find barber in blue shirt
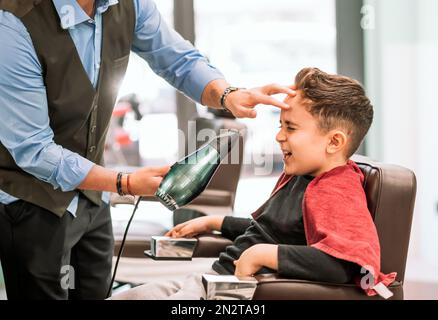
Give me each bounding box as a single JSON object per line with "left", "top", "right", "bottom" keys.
{"left": 0, "top": 0, "right": 295, "bottom": 299}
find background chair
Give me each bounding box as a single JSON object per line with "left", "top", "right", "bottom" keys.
{"left": 112, "top": 109, "right": 247, "bottom": 258}
{"left": 192, "top": 155, "right": 417, "bottom": 300}
{"left": 184, "top": 109, "right": 247, "bottom": 211}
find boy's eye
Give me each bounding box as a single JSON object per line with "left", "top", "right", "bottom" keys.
{"left": 278, "top": 125, "right": 296, "bottom": 131}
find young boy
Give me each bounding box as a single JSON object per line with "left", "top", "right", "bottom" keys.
{"left": 110, "top": 68, "right": 396, "bottom": 300}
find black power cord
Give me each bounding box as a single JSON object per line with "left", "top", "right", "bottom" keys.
{"left": 106, "top": 196, "right": 143, "bottom": 299}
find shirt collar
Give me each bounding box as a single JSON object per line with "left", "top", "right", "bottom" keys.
{"left": 53, "top": 0, "right": 119, "bottom": 29}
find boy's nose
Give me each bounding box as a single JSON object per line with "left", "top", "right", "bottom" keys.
{"left": 276, "top": 129, "right": 286, "bottom": 143}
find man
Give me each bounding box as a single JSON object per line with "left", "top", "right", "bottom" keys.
{"left": 0, "top": 0, "right": 295, "bottom": 299}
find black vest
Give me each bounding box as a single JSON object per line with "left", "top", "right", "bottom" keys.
{"left": 0, "top": 0, "right": 135, "bottom": 216}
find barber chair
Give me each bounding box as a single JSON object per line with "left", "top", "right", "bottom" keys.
{"left": 192, "top": 155, "right": 417, "bottom": 300}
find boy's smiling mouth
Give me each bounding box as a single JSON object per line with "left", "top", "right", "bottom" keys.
{"left": 282, "top": 149, "right": 293, "bottom": 161}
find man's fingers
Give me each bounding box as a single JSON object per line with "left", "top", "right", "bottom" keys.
{"left": 149, "top": 177, "right": 163, "bottom": 190}
{"left": 254, "top": 94, "right": 290, "bottom": 110}
{"left": 242, "top": 109, "right": 257, "bottom": 119}
{"left": 155, "top": 166, "right": 171, "bottom": 176}
{"left": 147, "top": 166, "right": 171, "bottom": 176}
{"left": 233, "top": 106, "right": 257, "bottom": 119}
{"left": 262, "top": 84, "right": 296, "bottom": 96}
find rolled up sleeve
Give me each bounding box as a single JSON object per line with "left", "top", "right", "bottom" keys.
{"left": 0, "top": 14, "right": 94, "bottom": 192}
{"left": 131, "top": 0, "right": 224, "bottom": 104}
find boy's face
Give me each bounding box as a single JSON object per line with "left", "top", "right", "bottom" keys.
{"left": 276, "top": 93, "right": 331, "bottom": 177}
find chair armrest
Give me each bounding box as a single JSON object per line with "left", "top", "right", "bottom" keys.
{"left": 189, "top": 189, "right": 233, "bottom": 207}
{"left": 192, "top": 235, "right": 405, "bottom": 300}
{"left": 193, "top": 234, "right": 233, "bottom": 258}
{"left": 113, "top": 220, "right": 168, "bottom": 258}
{"left": 253, "top": 274, "right": 404, "bottom": 300}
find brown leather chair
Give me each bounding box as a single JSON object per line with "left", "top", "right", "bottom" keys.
{"left": 192, "top": 155, "right": 417, "bottom": 300}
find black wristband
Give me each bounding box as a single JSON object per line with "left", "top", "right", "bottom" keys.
{"left": 116, "top": 172, "right": 125, "bottom": 196}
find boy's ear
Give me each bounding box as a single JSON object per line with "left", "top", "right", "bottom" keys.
{"left": 326, "top": 130, "right": 348, "bottom": 154}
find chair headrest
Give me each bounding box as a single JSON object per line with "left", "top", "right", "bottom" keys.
{"left": 352, "top": 155, "right": 416, "bottom": 282}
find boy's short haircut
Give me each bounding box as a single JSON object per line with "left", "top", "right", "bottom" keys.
{"left": 295, "top": 68, "right": 374, "bottom": 157}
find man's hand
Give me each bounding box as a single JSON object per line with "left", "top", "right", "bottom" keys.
{"left": 78, "top": 165, "right": 169, "bottom": 196}
{"left": 201, "top": 79, "right": 296, "bottom": 119}
{"left": 129, "top": 166, "right": 170, "bottom": 196}
{"left": 225, "top": 84, "right": 296, "bottom": 119}
{"left": 165, "top": 216, "right": 225, "bottom": 238}
{"left": 234, "top": 244, "right": 278, "bottom": 277}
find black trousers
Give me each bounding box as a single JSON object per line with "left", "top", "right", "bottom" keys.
{"left": 0, "top": 195, "right": 114, "bottom": 300}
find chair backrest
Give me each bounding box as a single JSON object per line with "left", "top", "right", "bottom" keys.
{"left": 190, "top": 114, "right": 247, "bottom": 209}
{"left": 352, "top": 155, "right": 417, "bottom": 283}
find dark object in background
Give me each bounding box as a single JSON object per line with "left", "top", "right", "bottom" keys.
{"left": 106, "top": 94, "right": 143, "bottom": 167}
{"left": 116, "top": 93, "right": 143, "bottom": 127}
{"left": 208, "top": 108, "right": 236, "bottom": 119}
{"left": 173, "top": 208, "right": 207, "bottom": 226}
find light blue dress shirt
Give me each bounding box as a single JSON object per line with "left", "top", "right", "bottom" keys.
{"left": 0, "top": 0, "right": 224, "bottom": 216}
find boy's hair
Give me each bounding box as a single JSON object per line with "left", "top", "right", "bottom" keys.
{"left": 295, "top": 68, "right": 374, "bottom": 157}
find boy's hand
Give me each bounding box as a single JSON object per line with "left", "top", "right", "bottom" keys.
{"left": 234, "top": 244, "right": 278, "bottom": 277}
{"left": 165, "top": 216, "right": 225, "bottom": 238}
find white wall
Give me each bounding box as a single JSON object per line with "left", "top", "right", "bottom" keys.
{"left": 364, "top": 0, "right": 438, "bottom": 282}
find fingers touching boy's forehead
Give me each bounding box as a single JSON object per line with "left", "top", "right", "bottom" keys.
{"left": 283, "top": 90, "right": 304, "bottom": 104}
{"left": 282, "top": 94, "right": 299, "bottom": 113}
{"left": 280, "top": 107, "right": 294, "bottom": 121}
{"left": 283, "top": 93, "right": 294, "bottom": 104}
